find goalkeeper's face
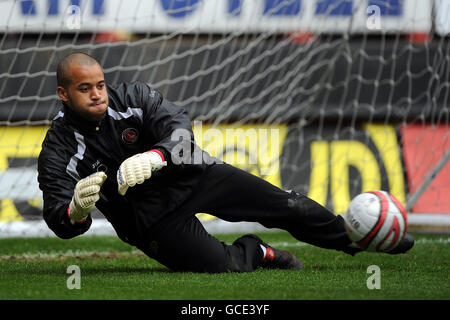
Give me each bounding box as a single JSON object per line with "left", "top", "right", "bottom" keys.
{"left": 57, "top": 63, "right": 109, "bottom": 121}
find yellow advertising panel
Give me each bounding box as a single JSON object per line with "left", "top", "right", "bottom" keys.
{"left": 0, "top": 126, "right": 49, "bottom": 221}
{"left": 306, "top": 124, "right": 406, "bottom": 214}
{"left": 193, "top": 122, "right": 288, "bottom": 187}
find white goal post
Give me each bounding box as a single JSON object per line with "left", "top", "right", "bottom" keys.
{"left": 0, "top": 0, "right": 449, "bottom": 237}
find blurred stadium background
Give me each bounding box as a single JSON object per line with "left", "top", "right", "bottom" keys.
{"left": 0, "top": 0, "right": 449, "bottom": 237}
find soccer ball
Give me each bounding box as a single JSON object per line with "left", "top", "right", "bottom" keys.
{"left": 343, "top": 191, "right": 408, "bottom": 252}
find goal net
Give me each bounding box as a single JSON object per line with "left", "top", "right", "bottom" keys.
{"left": 0, "top": 0, "right": 449, "bottom": 237}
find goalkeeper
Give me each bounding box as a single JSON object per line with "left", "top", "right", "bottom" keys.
{"left": 37, "top": 53, "right": 414, "bottom": 273}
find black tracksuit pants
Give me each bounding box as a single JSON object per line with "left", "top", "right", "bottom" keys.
{"left": 140, "top": 163, "right": 353, "bottom": 273}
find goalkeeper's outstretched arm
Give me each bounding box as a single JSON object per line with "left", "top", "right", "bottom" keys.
{"left": 37, "top": 150, "right": 105, "bottom": 239}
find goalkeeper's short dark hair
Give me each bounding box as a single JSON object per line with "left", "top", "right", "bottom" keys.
{"left": 57, "top": 52, "right": 100, "bottom": 88}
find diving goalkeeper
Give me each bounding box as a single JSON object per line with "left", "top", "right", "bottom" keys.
{"left": 37, "top": 53, "right": 414, "bottom": 273}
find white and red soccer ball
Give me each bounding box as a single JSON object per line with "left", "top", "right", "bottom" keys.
{"left": 343, "top": 191, "right": 408, "bottom": 252}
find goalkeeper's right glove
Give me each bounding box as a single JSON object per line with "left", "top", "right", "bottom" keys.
{"left": 68, "top": 171, "right": 107, "bottom": 224}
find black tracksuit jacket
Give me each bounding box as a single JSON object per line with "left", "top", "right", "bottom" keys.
{"left": 37, "top": 82, "right": 210, "bottom": 247}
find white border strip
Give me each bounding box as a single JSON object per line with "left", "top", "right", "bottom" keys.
{"left": 407, "top": 213, "right": 450, "bottom": 226}
{"left": 0, "top": 214, "right": 449, "bottom": 238}
{"left": 0, "top": 219, "right": 117, "bottom": 238}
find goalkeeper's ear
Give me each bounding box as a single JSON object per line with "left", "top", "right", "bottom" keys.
{"left": 57, "top": 86, "right": 69, "bottom": 103}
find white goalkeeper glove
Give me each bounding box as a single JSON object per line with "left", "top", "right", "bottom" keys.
{"left": 117, "top": 151, "right": 167, "bottom": 196}
{"left": 68, "top": 171, "right": 107, "bottom": 224}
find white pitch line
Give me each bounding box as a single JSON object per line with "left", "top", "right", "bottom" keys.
{"left": 0, "top": 249, "right": 143, "bottom": 261}
{"left": 413, "top": 237, "right": 450, "bottom": 244}
{"left": 267, "top": 241, "right": 308, "bottom": 248}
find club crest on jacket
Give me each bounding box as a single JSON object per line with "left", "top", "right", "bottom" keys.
{"left": 121, "top": 128, "right": 139, "bottom": 144}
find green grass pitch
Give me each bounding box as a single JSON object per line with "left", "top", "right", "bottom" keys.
{"left": 0, "top": 231, "right": 448, "bottom": 300}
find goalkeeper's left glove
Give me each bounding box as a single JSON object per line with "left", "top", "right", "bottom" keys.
{"left": 117, "top": 150, "right": 167, "bottom": 196}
